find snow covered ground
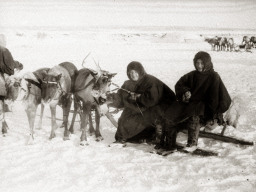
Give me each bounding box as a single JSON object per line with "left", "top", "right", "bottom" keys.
{"left": 0, "top": 0, "right": 256, "bottom": 191}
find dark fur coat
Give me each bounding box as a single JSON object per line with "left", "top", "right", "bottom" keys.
{"left": 112, "top": 61, "right": 176, "bottom": 141}
{"left": 164, "top": 51, "right": 231, "bottom": 125}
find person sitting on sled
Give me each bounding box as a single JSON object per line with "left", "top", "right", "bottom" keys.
{"left": 162, "top": 51, "right": 231, "bottom": 152}
{"left": 109, "top": 61, "right": 176, "bottom": 144}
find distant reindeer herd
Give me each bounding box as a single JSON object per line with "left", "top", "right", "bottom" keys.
{"left": 205, "top": 35, "right": 256, "bottom": 52}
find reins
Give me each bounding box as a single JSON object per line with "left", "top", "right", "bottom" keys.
{"left": 111, "top": 83, "right": 145, "bottom": 118}
{"left": 25, "top": 78, "right": 41, "bottom": 89}
{"left": 111, "top": 82, "right": 162, "bottom": 129}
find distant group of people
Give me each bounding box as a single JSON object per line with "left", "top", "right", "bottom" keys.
{"left": 0, "top": 43, "right": 231, "bottom": 153}
{"left": 240, "top": 36, "right": 256, "bottom": 50}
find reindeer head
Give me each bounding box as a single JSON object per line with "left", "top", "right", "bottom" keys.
{"left": 89, "top": 69, "right": 117, "bottom": 104}
{"left": 15, "top": 77, "right": 29, "bottom": 101}
{"left": 80, "top": 53, "right": 117, "bottom": 104}
{"left": 5, "top": 76, "right": 22, "bottom": 101}
{"left": 41, "top": 72, "right": 62, "bottom": 104}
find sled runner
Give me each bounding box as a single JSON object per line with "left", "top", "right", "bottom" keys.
{"left": 108, "top": 143, "right": 127, "bottom": 148}
{"left": 153, "top": 144, "right": 219, "bottom": 157}
{"left": 108, "top": 141, "right": 219, "bottom": 157}
{"left": 199, "top": 130, "right": 254, "bottom": 146}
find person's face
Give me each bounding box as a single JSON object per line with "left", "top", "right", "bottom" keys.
{"left": 196, "top": 59, "right": 204, "bottom": 72}
{"left": 129, "top": 70, "right": 139, "bottom": 81}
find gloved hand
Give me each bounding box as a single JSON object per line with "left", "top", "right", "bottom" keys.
{"left": 129, "top": 92, "right": 141, "bottom": 101}
{"left": 182, "top": 91, "right": 191, "bottom": 103}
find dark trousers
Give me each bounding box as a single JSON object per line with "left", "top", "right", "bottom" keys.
{"left": 164, "top": 115, "right": 201, "bottom": 149}
{"left": 187, "top": 116, "right": 201, "bottom": 146}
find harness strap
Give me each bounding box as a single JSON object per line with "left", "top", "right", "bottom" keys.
{"left": 57, "top": 82, "right": 72, "bottom": 97}
{"left": 33, "top": 72, "right": 43, "bottom": 85}
{"left": 25, "top": 78, "right": 41, "bottom": 89}
{"left": 93, "top": 97, "right": 100, "bottom": 105}
{"left": 74, "top": 78, "right": 95, "bottom": 93}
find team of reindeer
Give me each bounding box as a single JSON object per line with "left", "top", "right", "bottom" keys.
{"left": 1, "top": 54, "right": 117, "bottom": 146}
{"left": 205, "top": 35, "right": 256, "bottom": 52}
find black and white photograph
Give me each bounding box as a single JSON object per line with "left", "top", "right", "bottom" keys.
{"left": 0, "top": 0, "right": 256, "bottom": 191}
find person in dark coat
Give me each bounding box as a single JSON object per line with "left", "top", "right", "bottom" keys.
{"left": 110, "top": 61, "right": 176, "bottom": 144}
{"left": 0, "top": 45, "right": 23, "bottom": 98}
{"left": 0, "top": 45, "right": 23, "bottom": 133}
{"left": 163, "top": 51, "right": 231, "bottom": 152}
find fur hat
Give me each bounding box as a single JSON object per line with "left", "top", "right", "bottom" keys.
{"left": 127, "top": 61, "right": 146, "bottom": 80}
{"left": 193, "top": 51, "right": 213, "bottom": 72}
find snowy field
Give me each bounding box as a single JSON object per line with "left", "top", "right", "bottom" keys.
{"left": 1, "top": 0, "right": 256, "bottom": 191}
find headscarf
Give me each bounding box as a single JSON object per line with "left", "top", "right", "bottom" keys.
{"left": 193, "top": 51, "right": 213, "bottom": 73}
{"left": 126, "top": 61, "right": 146, "bottom": 81}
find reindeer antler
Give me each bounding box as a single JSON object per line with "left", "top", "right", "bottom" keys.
{"left": 81, "top": 52, "right": 91, "bottom": 68}
{"left": 92, "top": 56, "right": 102, "bottom": 71}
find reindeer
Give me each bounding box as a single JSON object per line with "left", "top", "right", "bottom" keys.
{"left": 219, "top": 37, "right": 228, "bottom": 51}
{"left": 69, "top": 57, "right": 116, "bottom": 146}
{"left": 41, "top": 62, "right": 77, "bottom": 140}
{"left": 227, "top": 38, "right": 235, "bottom": 52}
{"left": 14, "top": 68, "right": 50, "bottom": 143}
{"left": 0, "top": 75, "right": 21, "bottom": 135}
{"left": 205, "top": 36, "right": 220, "bottom": 51}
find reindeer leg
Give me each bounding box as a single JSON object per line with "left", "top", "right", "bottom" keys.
{"left": 63, "top": 97, "right": 72, "bottom": 140}
{"left": 49, "top": 104, "right": 58, "bottom": 139}
{"left": 37, "top": 103, "right": 44, "bottom": 130}
{"left": 80, "top": 105, "right": 90, "bottom": 146}
{"left": 25, "top": 102, "right": 38, "bottom": 144}
{"left": 95, "top": 106, "right": 103, "bottom": 141}
{"left": 89, "top": 110, "right": 95, "bottom": 136}
{"left": 69, "top": 111, "right": 77, "bottom": 135}
{"left": 0, "top": 100, "right": 5, "bottom": 135}
{"left": 69, "top": 97, "right": 79, "bottom": 134}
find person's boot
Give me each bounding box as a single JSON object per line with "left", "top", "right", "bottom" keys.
{"left": 4, "top": 103, "right": 11, "bottom": 112}
{"left": 184, "top": 116, "right": 200, "bottom": 152}
{"left": 154, "top": 124, "right": 164, "bottom": 149}
{"left": 2, "top": 121, "right": 8, "bottom": 134}
{"left": 166, "top": 127, "right": 177, "bottom": 151}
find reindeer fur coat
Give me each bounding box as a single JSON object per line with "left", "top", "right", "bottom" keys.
{"left": 112, "top": 61, "right": 176, "bottom": 141}
{"left": 164, "top": 51, "right": 231, "bottom": 125}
